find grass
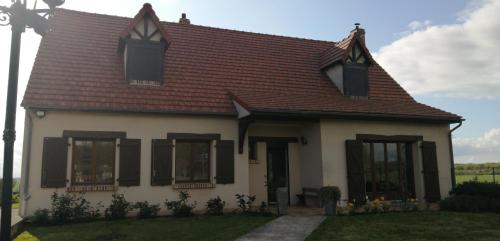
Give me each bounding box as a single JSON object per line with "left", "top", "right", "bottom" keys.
{"left": 15, "top": 215, "right": 273, "bottom": 241}
{"left": 456, "top": 174, "right": 498, "bottom": 184}
{"left": 306, "top": 212, "right": 500, "bottom": 241}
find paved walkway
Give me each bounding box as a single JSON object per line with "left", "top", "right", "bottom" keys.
{"left": 236, "top": 215, "right": 326, "bottom": 241}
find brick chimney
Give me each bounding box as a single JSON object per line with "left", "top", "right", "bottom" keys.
{"left": 352, "top": 23, "right": 366, "bottom": 44}
{"left": 179, "top": 13, "right": 191, "bottom": 24}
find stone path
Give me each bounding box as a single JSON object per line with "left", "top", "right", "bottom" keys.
{"left": 236, "top": 215, "right": 325, "bottom": 241}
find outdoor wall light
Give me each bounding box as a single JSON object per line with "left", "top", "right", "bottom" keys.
{"left": 35, "top": 110, "right": 46, "bottom": 118}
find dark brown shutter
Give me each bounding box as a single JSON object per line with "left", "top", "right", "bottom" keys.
{"left": 119, "top": 139, "right": 141, "bottom": 186}
{"left": 151, "top": 139, "right": 173, "bottom": 186}
{"left": 216, "top": 140, "right": 235, "bottom": 184}
{"left": 422, "top": 141, "right": 441, "bottom": 202}
{"left": 346, "top": 140, "right": 366, "bottom": 204}
{"left": 41, "top": 137, "right": 68, "bottom": 188}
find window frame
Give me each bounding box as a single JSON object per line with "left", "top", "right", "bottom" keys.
{"left": 362, "top": 141, "right": 415, "bottom": 200}
{"left": 71, "top": 138, "right": 116, "bottom": 186}
{"left": 174, "top": 139, "right": 212, "bottom": 184}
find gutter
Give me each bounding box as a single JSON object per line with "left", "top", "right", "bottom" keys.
{"left": 20, "top": 109, "right": 33, "bottom": 217}
{"left": 448, "top": 120, "right": 464, "bottom": 189}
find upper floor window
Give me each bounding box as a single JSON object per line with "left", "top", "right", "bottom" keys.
{"left": 125, "top": 39, "right": 165, "bottom": 84}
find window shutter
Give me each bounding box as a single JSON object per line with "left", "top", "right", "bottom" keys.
{"left": 119, "top": 139, "right": 141, "bottom": 186}
{"left": 345, "top": 140, "right": 366, "bottom": 204}
{"left": 216, "top": 140, "right": 235, "bottom": 184}
{"left": 343, "top": 64, "right": 369, "bottom": 96}
{"left": 126, "top": 40, "right": 165, "bottom": 81}
{"left": 41, "top": 137, "right": 68, "bottom": 188}
{"left": 422, "top": 141, "right": 441, "bottom": 202}
{"left": 151, "top": 139, "right": 173, "bottom": 186}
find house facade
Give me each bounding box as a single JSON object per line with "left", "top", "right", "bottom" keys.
{"left": 19, "top": 4, "right": 462, "bottom": 217}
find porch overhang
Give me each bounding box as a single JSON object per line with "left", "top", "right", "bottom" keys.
{"left": 234, "top": 106, "right": 463, "bottom": 155}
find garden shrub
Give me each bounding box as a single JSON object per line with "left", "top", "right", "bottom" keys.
{"left": 450, "top": 181, "right": 500, "bottom": 200}
{"left": 440, "top": 195, "right": 500, "bottom": 213}
{"left": 105, "top": 193, "right": 132, "bottom": 220}
{"left": 206, "top": 196, "right": 225, "bottom": 215}
{"left": 31, "top": 209, "right": 50, "bottom": 225}
{"left": 235, "top": 194, "right": 256, "bottom": 213}
{"left": 50, "top": 192, "right": 99, "bottom": 223}
{"left": 134, "top": 201, "right": 160, "bottom": 219}
{"left": 165, "top": 191, "right": 196, "bottom": 217}
{"left": 440, "top": 181, "right": 500, "bottom": 213}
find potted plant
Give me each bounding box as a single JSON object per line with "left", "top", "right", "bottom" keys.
{"left": 321, "top": 186, "right": 341, "bottom": 216}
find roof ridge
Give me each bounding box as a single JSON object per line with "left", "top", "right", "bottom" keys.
{"left": 56, "top": 8, "right": 337, "bottom": 45}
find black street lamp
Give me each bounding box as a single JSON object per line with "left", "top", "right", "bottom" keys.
{"left": 0, "top": 0, "right": 64, "bottom": 240}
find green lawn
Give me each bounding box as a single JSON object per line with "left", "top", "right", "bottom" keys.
{"left": 306, "top": 212, "right": 500, "bottom": 241}
{"left": 456, "top": 174, "right": 498, "bottom": 184}
{"left": 15, "top": 215, "right": 273, "bottom": 241}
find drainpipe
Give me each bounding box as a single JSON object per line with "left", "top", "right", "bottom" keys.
{"left": 20, "top": 109, "right": 34, "bottom": 217}
{"left": 448, "top": 120, "right": 463, "bottom": 189}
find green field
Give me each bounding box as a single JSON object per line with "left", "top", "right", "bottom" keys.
{"left": 455, "top": 162, "right": 499, "bottom": 184}
{"left": 456, "top": 174, "right": 498, "bottom": 184}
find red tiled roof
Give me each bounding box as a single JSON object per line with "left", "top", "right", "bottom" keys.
{"left": 22, "top": 7, "right": 462, "bottom": 122}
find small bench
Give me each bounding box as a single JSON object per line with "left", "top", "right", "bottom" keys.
{"left": 296, "top": 188, "right": 322, "bottom": 207}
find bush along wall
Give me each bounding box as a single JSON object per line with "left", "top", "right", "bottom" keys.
{"left": 440, "top": 181, "right": 500, "bottom": 213}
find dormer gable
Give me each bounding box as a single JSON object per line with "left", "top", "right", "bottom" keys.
{"left": 322, "top": 24, "right": 374, "bottom": 97}
{"left": 119, "top": 3, "right": 171, "bottom": 86}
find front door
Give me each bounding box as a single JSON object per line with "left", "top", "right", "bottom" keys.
{"left": 267, "top": 142, "right": 289, "bottom": 204}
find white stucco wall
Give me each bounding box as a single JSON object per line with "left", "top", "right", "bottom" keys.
{"left": 319, "top": 119, "right": 452, "bottom": 202}
{"left": 21, "top": 110, "right": 248, "bottom": 216}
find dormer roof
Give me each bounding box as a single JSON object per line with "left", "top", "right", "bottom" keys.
{"left": 119, "top": 3, "right": 171, "bottom": 49}
{"left": 320, "top": 27, "right": 375, "bottom": 69}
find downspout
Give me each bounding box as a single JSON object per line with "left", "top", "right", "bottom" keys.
{"left": 448, "top": 120, "right": 463, "bottom": 189}
{"left": 20, "top": 109, "right": 34, "bottom": 217}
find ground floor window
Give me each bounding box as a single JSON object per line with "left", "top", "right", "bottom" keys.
{"left": 175, "top": 140, "right": 211, "bottom": 183}
{"left": 72, "top": 139, "right": 115, "bottom": 185}
{"left": 363, "top": 142, "right": 415, "bottom": 200}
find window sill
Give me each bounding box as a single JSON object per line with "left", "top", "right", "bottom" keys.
{"left": 173, "top": 183, "right": 215, "bottom": 189}
{"left": 67, "top": 185, "right": 116, "bottom": 193}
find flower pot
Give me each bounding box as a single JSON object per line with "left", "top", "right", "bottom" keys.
{"left": 324, "top": 200, "right": 337, "bottom": 216}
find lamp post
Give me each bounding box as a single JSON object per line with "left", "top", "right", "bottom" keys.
{"left": 0, "top": 0, "right": 64, "bottom": 240}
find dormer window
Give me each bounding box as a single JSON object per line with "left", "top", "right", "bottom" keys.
{"left": 119, "top": 4, "right": 170, "bottom": 86}
{"left": 125, "top": 39, "right": 165, "bottom": 85}
{"left": 325, "top": 40, "right": 370, "bottom": 97}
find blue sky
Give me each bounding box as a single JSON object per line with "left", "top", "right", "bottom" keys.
{"left": 0, "top": 0, "right": 498, "bottom": 176}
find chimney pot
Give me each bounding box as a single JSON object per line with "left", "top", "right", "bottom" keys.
{"left": 179, "top": 13, "right": 191, "bottom": 24}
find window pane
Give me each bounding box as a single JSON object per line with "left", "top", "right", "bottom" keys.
{"left": 95, "top": 141, "right": 115, "bottom": 184}
{"left": 386, "top": 143, "right": 400, "bottom": 194}
{"left": 175, "top": 141, "right": 210, "bottom": 182}
{"left": 363, "top": 143, "right": 372, "bottom": 193}
{"left": 175, "top": 142, "right": 192, "bottom": 182}
{"left": 373, "top": 143, "right": 385, "bottom": 193}
{"left": 73, "top": 140, "right": 93, "bottom": 184}
{"left": 191, "top": 142, "right": 210, "bottom": 181}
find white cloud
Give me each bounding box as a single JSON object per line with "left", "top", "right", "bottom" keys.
{"left": 454, "top": 128, "right": 500, "bottom": 163}
{"left": 373, "top": 0, "right": 500, "bottom": 99}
